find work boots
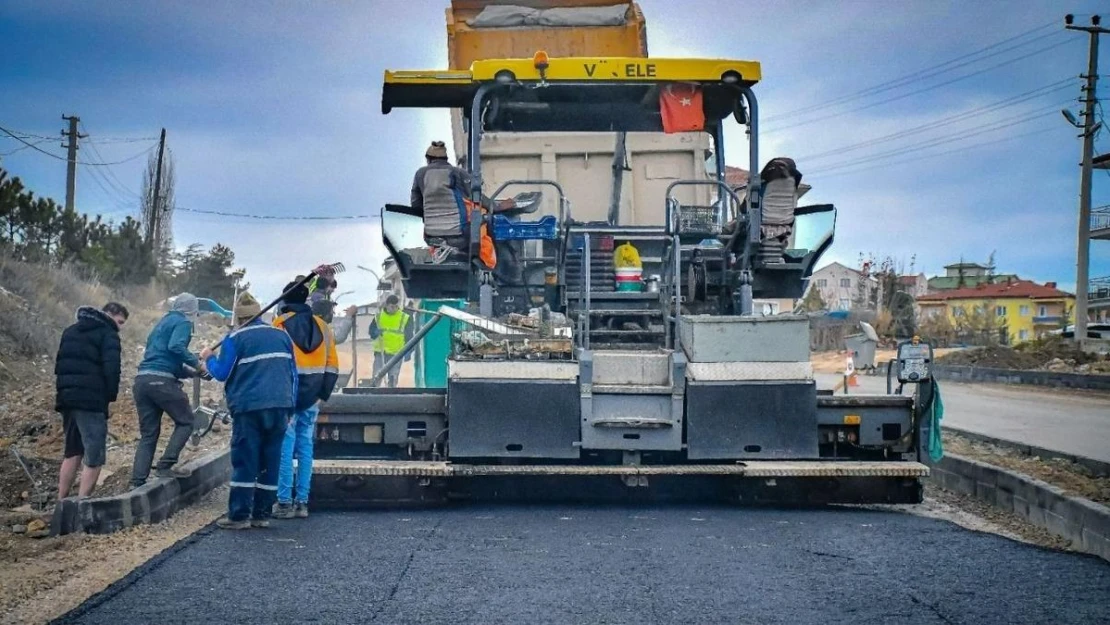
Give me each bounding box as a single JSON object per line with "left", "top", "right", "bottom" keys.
{"left": 273, "top": 503, "right": 296, "bottom": 519}
{"left": 216, "top": 517, "right": 250, "bottom": 530}
{"left": 295, "top": 502, "right": 309, "bottom": 519}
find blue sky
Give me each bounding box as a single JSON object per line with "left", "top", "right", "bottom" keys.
{"left": 1, "top": 0, "right": 1108, "bottom": 303}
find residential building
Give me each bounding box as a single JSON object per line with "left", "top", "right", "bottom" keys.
{"left": 807, "top": 262, "right": 879, "bottom": 311}
{"left": 898, "top": 273, "right": 929, "bottom": 298}
{"left": 1089, "top": 276, "right": 1110, "bottom": 323}
{"left": 916, "top": 279, "right": 1074, "bottom": 343}
{"left": 927, "top": 262, "right": 1017, "bottom": 293}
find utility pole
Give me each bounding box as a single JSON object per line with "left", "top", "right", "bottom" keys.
{"left": 149, "top": 128, "right": 167, "bottom": 259}
{"left": 60, "top": 115, "right": 86, "bottom": 212}
{"left": 1064, "top": 14, "right": 1108, "bottom": 345}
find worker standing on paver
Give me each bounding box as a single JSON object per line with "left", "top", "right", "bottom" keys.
{"left": 54, "top": 302, "right": 129, "bottom": 500}
{"left": 272, "top": 281, "right": 339, "bottom": 518}
{"left": 130, "top": 293, "right": 202, "bottom": 488}
{"left": 369, "top": 294, "right": 414, "bottom": 388}
{"left": 201, "top": 293, "right": 297, "bottom": 530}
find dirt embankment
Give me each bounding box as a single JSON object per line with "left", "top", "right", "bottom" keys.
{"left": 0, "top": 258, "right": 229, "bottom": 530}
{"left": 943, "top": 432, "right": 1110, "bottom": 506}
{"left": 936, "top": 336, "right": 1110, "bottom": 375}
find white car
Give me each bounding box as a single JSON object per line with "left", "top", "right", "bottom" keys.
{"left": 1049, "top": 323, "right": 1110, "bottom": 340}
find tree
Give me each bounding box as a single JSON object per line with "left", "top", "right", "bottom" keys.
{"left": 800, "top": 285, "right": 828, "bottom": 312}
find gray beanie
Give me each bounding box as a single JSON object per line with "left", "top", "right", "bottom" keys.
{"left": 171, "top": 292, "right": 199, "bottom": 315}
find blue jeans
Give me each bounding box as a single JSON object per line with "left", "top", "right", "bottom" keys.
{"left": 228, "top": 409, "right": 289, "bottom": 522}
{"left": 277, "top": 404, "right": 319, "bottom": 504}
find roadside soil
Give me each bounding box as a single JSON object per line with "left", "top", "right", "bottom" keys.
{"left": 0, "top": 487, "right": 227, "bottom": 625}
{"left": 936, "top": 336, "right": 1110, "bottom": 374}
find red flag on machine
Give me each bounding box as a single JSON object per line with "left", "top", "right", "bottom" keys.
{"left": 659, "top": 83, "right": 705, "bottom": 134}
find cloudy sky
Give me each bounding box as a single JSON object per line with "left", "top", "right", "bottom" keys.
{"left": 1, "top": 0, "right": 1108, "bottom": 303}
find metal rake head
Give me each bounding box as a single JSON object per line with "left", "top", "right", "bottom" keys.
{"left": 313, "top": 262, "right": 346, "bottom": 277}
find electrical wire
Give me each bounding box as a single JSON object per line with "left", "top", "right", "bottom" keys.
{"left": 805, "top": 124, "right": 1059, "bottom": 181}
{"left": 796, "top": 79, "right": 1073, "bottom": 162}
{"left": 0, "top": 123, "right": 157, "bottom": 166}
{"left": 79, "top": 123, "right": 144, "bottom": 199}
{"left": 175, "top": 206, "right": 377, "bottom": 220}
{"left": 801, "top": 99, "right": 1072, "bottom": 173}
{"left": 763, "top": 38, "right": 1076, "bottom": 135}
{"left": 0, "top": 137, "right": 52, "bottom": 157}
{"left": 763, "top": 21, "right": 1062, "bottom": 123}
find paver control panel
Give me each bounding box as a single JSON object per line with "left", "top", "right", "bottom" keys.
{"left": 896, "top": 340, "right": 933, "bottom": 383}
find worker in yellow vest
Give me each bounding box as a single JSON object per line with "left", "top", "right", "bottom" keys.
{"left": 369, "top": 295, "right": 413, "bottom": 388}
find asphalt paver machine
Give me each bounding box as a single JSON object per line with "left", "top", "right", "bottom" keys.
{"left": 311, "top": 54, "right": 934, "bottom": 506}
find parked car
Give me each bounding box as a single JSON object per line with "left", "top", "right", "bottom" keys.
{"left": 1048, "top": 323, "right": 1110, "bottom": 340}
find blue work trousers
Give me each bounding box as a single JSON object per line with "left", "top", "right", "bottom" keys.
{"left": 278, "top": 404, "right": 319, "bottom": 505}
{"left": 228, "top": 408, "right": 290, "bottom": 522}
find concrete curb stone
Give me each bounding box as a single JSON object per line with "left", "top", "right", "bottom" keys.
{"left": 933, "top": 364, "right": 1110, "bottom": 392}
{"left": 927, "top": 452, "right": 1110, "bottom": 562}
{"left": 50, "top": 448, "right": 229, "bottom": 536}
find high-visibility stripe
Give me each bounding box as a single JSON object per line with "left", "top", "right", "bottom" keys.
{"left": 297, "top": 366, "right": 330, "bottom": 375}
{"left": 231, "top": 481, "right": 279, "bottom": 491}
{"left": 239, "top": 352, "right": 293, "bottom": 365}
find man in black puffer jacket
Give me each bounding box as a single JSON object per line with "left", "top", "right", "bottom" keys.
{"left": 55, "top": 302, "right": 129, "bottom": 500}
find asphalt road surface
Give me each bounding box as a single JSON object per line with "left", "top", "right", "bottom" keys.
{"left": 57, "top": 505, "right": 1110, "bottom": 625}
{"left": 816, "top": 374, "right": 1110, "bottom": 463}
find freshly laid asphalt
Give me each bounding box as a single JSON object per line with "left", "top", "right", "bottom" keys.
{"left": 57, "top": 505, "right": 1110, "bottom": 625}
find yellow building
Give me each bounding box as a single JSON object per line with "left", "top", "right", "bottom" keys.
{"left": 916, "top": 279, "right": 1074, "bottom": 344}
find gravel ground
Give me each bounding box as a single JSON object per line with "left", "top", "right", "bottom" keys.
{"left": 0, "top": 487, "right": 226, "bottom": 625}
{"left": 44, "top": 496, "right": 1110, "bottom": 625}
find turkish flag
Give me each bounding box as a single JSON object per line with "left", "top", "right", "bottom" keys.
{"left": 659, "top": 83, "right": 705, "bottom": 134}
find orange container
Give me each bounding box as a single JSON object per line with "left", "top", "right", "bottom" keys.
{"left": 447, "top": 0, "right": 648, "bottom": 71}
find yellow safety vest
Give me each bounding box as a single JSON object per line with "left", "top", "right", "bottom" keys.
{"left": 374, "top": 310, "right": 410, "bottom": 355}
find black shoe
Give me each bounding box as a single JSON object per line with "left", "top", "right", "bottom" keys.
{"left": 156, "top": 466, "right": 191, "bottom": 479}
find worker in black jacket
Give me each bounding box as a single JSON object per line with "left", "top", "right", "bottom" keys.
{"left": 55, "top": 303, "right": 129, "bottom": 500}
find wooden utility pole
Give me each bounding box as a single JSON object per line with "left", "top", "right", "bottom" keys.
{"left": 149, "top": 128, "right": 167, "bottom": 257}
{"left": 60, "top": 115, "right": 86, "bottom": 212}
{"left": 1065, "top": 14, "right": 1108, "bottom": 345}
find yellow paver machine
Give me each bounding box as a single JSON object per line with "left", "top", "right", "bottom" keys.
{"left": 311, "top": 54, "right": 936, "bottom": 506}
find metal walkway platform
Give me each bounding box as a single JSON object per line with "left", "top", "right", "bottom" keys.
{"left": 313, "top": 459, "right": 929, "bottom": 478}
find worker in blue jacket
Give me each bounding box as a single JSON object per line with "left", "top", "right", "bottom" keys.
{"left": 201, "top": 293, "right": 298, "bottom": 530}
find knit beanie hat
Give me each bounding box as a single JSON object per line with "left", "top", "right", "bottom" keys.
{"left": 235, "top": 292, "right": 262, "bottom": 322}
{"left": 425, "top": 140, "right": 448, "bottom": 159}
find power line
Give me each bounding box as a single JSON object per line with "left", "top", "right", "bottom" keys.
{"left": 764, "top": 38, "right": 1076, "bottom": 134}
{"left": 808, "top": 107, "right": 1056, "bottom": 176}
{"left": 80, "top": 122, "right": 143, "bottom": 199}
{"left": 808, "top": 108, "right": 1060, "bottom": 174}
{"left": 0, "top": 123, "right": 156, "bottom": 165}
{"left": 806, "top": 105, "right": 1064, "bottom": 175}
{"left": 796, "top": 79, "right": 1073, "bottom": 162}
{"left": 0, "top": 137, "right": 51, "bottom": 157}
{"left": 85, "top": 135, "right": 160, "bottom": 144}
{"left": 764, "top": 21, "right": 1062, "bottom": 123}
{"left": 805, "top": 125, "right": 1059, "bottom": 181}
{"left": 176, "top": 206, "right": 376, "bottom": 220}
